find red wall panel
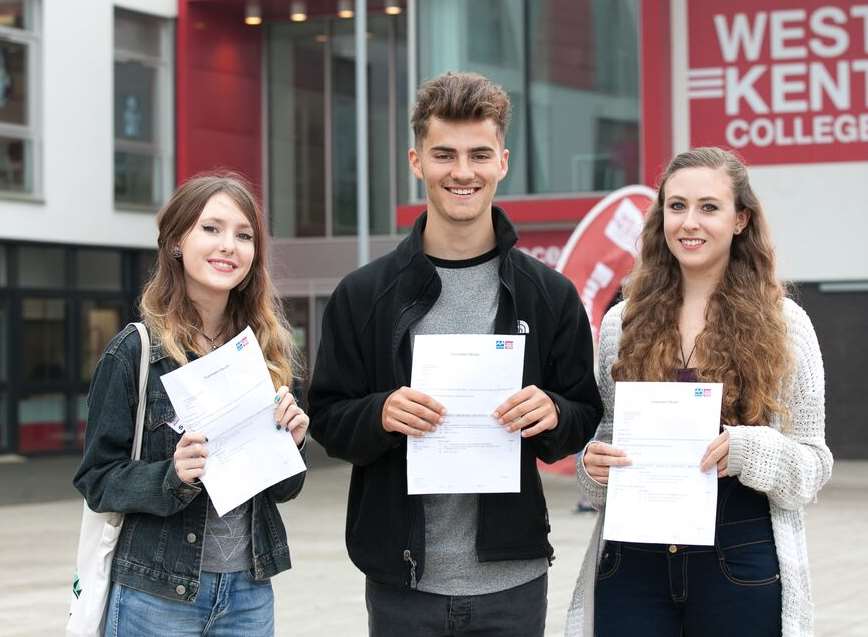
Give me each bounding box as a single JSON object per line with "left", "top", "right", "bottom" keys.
{"left": 177, "top": 1, "right": 263, "bottom": 191}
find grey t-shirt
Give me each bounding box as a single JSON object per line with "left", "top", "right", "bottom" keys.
{"left": 200, "top": 498, "right": 253, "bottom": 573}
{"left": 410, "top": 249, "right": 547, "bottom": 595}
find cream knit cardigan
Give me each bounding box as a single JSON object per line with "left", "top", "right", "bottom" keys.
{"left": 564, "top": 298, "right": 833, "bottom": 637}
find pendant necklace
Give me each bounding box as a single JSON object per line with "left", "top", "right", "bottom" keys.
{"left": 192, "top": 324, "right": 224, "bottom": 351}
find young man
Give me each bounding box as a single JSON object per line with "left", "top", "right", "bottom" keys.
{"left": 309, "top": 72, "right": 603, "bottom": 637}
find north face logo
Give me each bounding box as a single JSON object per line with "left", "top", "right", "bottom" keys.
{"left": 517, "top": 320, "right": 530, "bottom": 334}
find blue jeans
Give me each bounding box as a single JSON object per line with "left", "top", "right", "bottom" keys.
{"left": 104, "top": 570, "right": 274, "bottom": 637}
{"left": 365, "top": 574, "right": 547, "bottom": 636}
{"left": 595, "top": 478, "right": 782, "bottom": 636}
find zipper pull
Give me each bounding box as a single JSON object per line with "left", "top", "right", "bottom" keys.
{"left": 403, "top": 549, "right": 417, "bottom": 589}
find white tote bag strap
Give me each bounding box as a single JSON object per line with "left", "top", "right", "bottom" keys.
{"left": 131, "top": 322, "right": 150, "bottom": 461}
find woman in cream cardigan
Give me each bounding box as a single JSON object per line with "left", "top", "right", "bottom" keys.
{"left": 565, "top": 147, "right": 832, "bottom": 637}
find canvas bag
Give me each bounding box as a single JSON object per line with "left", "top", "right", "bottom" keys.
{"left": 66, "top": 322, "right": 150, "bottom": 637}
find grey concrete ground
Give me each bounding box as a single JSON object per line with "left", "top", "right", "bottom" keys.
{"left": 0, "top": 453, "right": 865, "bottom": 636}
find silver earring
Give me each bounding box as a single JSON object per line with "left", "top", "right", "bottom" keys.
{"left": 171, "top": 246, "right": 182, "bottom": 259}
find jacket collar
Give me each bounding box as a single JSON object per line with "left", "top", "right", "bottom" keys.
{"left": 395, "top": 205, "right": 518, "bottom": 270}
{"left": 149, "top": 339, "right": 169, "bottom": 364}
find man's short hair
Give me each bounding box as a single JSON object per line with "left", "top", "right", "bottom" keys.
{"left": 411, "top": 72, "right": 511, "bottom": 145}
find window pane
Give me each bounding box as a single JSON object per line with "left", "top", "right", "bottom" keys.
{"left": 0, "top": 1, "right": 28, "bottom": 30}
{"left": 331, "top": 16, "right": 405, "bottom": 236}
{"left": 115, "top": 61, "right": 155, "bottom": 143}
{"left": 0, "top": 393, "right": 7, "bottom": 451}
{"left": 81, "top": 301, "right": 123, "bottom": 382}
{"left": 418, "top": 0, "right": 527, "bottom": 195}
{"left": 417, "top": 0, "right": 640, "bottom": 196}
{"left": 0, "top": 38, "right": 28, "bottom": 125}
{"left": 268, "top": 22, "right": 327, "bottom": 238}
{"left": 76, "top": 393, "right": 87, "bottom": 450}
{"left": 22, "top": 298, "right": 66, "bottom": 383}
{"left": 76, "top": 250, "right": 122, "bottom": 291}
{"left": 115, "top": 151, "right": 158, "bottom": 206}
{"left": 0, "top": 303, "right": 6, "bottom": 382}
{"left": 282, "top": 297, "right": 309, "bottom": 362}
{"left": 528, "top": 0, "right": 640, "bottom": 192}
{"left": 0, "top": 136, "right": 30, "bottom": 193}
{"left": 18, "top": 246, "right": 65, "bottom": 288}
{"left": 115, "top": 9, "right": 162, "bottom": 58}
{"left": 314, "top": 295, "right": 328, "bottom": 349}
{"left": 133, "top": 250, "right": 156, "bottom": 292}
{"left": 18, "top": 393, "right": 66, "bottom": 453}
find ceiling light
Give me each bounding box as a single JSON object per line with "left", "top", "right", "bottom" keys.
{"left": 337, "top": 0, "right": 353, "bottom": 19}
{"left": 244, "top": 1, "right": 262, "bottom": 25}
{"left": 384, "top": 0, "right": 402, "bottom": 15}
{"left": 290, "top": 1, "right": 307, "bottom": 22}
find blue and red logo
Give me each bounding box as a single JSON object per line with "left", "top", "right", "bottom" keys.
{"left": 495, "top": 340, "right": 514, "bottom": 350}
{"left": 694, "top": 387, "right": 712, "bottom": 398}
{"left": 236, "top": 336, "right": 249, "bottom": 351}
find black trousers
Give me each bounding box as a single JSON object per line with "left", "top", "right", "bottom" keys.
{"left": 365, "top": 574, "right": 547, "bottom": 637}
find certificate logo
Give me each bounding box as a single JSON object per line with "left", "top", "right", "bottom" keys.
{"left": 694, "top": 387, "right": 712, "bottom": 398}
{"left": 495, "top": 340, "right": 514, "bottom": 350}
{"left": 236, "top": 336, "right": 249, "bottom": 351}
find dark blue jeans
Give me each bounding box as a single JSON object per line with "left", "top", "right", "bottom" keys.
{"left": 595, "top": 478, "right": 782, "bottom": 637}
{"left": 365, "top": 574, "right": 547, "bottom": 637}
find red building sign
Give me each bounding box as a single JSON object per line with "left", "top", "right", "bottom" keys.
{"left": 687, "top": 1, "right": 868, "bottom": 164}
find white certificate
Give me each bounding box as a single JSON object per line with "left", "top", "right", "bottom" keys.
{"left": 407, "top": 334, "right": 526, "bottom": 495}
{"left": 602, "top": 381, "right": 722, "bottom": 545}
{"left": 160, "top": 326, "right": 306, "bottom": 516}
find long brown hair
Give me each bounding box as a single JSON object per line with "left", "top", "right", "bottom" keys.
{"left": 612, "top": 147, "right": 791, "bottom": 426}
{"left": 140, "top": 172, "right": 297, "bottom": 388}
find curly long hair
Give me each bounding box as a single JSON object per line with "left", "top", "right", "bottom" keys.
{"left": 139, "top": 172, "right": 297, "bottom": 388}
{"left": 612, "top": 148, "right": 791, "bottom": 427}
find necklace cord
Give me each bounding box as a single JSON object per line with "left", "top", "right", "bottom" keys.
{"left": 680, "top": 340, "right": 698, "bottom": 369}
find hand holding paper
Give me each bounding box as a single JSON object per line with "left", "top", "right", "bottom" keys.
{"left": 494, "top": 384, "right": 559, "bottom": 438}
{"left": 701, "top": 429, "right": 731, "bottom": 477}
{"left": 583, "top": 441, "right": 631, "bottom": 485}
{"left": 382, "top": 387, "right": 445, "bottom": 437}
{"left": 602, "top": 381, "right": 723, "bottom": 546}
{"left": 407, "top": 334, "right": 526, "bottom": 495}
{"left": 160, "top": 327, "right": 306, "bottom": 516}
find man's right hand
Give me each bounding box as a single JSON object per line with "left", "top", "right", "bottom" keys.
{"left": 382, "top": 387, "right": 445, "bottom": 437}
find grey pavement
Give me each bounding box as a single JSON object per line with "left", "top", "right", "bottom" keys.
{"left": 0, "top": 451, "right": 865, "bottom": 636}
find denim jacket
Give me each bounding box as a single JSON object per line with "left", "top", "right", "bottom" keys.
{"left": 73, "top": 323, "right": 306, "bottom": 603}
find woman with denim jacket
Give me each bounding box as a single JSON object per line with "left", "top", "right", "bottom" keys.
{"left": 564, "top": 148, "right": 832, "bottom": 637}
{"left": 74, "top": 173, "right": 308, "bottom": 636}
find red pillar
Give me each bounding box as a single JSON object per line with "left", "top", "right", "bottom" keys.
{"left": 640, "top": 0, "right": 672, "bottom": 187}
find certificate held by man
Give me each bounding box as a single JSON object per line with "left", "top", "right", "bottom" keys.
{"left": 407, "top": 334, "right": 526, "bottom": 495}
{"left": 602, "top": 381, "right": 722, "bottom": 546}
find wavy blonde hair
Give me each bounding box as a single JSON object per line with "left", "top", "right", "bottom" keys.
{"left": 612, "top": 148, "right": 791, "bottom": 426}
{"left": 140, "top": 172, "right": 297, "bottom": 388}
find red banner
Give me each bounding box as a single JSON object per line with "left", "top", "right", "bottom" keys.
{"left": 515, "top": 229, "right": 573, "bottom": 268}
{"left": 687, "top": 1, "right": 868, "bottom": 164}
{"left": 556, "top": 186, "right": 655, "bottom": 343}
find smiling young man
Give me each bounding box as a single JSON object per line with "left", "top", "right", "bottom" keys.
{"left": 309, "top": 72, "right": 603, "bottom": 637}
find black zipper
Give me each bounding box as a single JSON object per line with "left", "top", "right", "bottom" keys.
{"left": 394, "top": 269, "right": 436, "bottom": 591}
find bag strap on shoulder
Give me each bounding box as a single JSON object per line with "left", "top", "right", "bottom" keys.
{"left": 131, "top": 323, "right": 150, "bottom": 461}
